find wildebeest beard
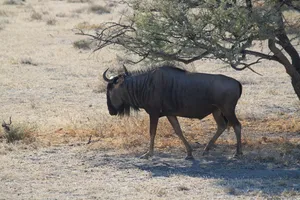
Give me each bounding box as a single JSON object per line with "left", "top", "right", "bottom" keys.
{"left": 106, "top": 92, "right": 138, "bottom": 116}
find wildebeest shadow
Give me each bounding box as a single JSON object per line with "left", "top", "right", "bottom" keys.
{"left": 89, "top": 147, "right": 300, "bottom": 196}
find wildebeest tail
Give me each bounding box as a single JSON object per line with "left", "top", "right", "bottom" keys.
{"left": 238, "top": 82, "right": 242, "bottom": 98}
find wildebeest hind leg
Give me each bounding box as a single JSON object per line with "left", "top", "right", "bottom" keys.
{"left": 232, "top": 121, "right": 242, "bottom": 158}
{"left": 221, "top": 108, "right": 243, "bottom": 158}
{"left": 140, "top": 115, "right": 159, "bottom": 159}
{"left": 167, "top": 116, "right": 194, "bottom": 160}
{"left": 203, "top": 109, "right": 227, "bottom": 156}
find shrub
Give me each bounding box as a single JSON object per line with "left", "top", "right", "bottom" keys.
{"left": 46, "top": 18, "right": 57, "bottom": 25}
{"left": 1, "top": 120, "right": 36, "bottom": 144}
{"left": 31, "top": 12, "right": 42, "bottom": 21}
{"left": 88, "top": 5, "right": 110, "bottom": 15}
{"left": 73, "top": 39, "right": 92, "bottom": 50}
{"left": 20, "top": 58, "right": 37, "bottom": 66}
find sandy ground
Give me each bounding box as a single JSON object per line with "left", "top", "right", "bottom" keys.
{"left": 0, "top": 143, "right": 299, "bottom": 200}
{"left": 0, "top": 0, "right": 300, "bottom": 199}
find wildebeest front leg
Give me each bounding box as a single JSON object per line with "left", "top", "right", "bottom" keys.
{"left": 167, "top": 116, "right": 194, "bottom": 160}
{"left": 140, "top": 115, "right": 159, "bottom": 159}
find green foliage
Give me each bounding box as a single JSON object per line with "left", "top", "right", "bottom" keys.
{"left": 78, "top": 0, "right": 300, "bottom": 66}
{"left": 129, "top": 0, "right": 275, "bottom": 62}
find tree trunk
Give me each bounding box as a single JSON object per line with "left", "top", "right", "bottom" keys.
{"left": 291, "top": 78, "right": 300, "bottom": 99}
{"left": 268, "top": 39, "right": 300, "bottom": 99}
{"left": 269, "top": 2, "right": 300, "bottom": 100}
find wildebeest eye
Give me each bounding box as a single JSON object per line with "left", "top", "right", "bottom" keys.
{"left": 115, "top": 76, "right": 125, "bottom": 84}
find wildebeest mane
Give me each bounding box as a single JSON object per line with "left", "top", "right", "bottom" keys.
{"left": 127, "top": 64, "right": 186, "bottom": 76}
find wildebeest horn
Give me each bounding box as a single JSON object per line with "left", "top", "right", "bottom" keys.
{"left": 103, "top": 68, "right": 113, "bottom": 82}
{"left": 123, "top": 64, "right": 129, "bottom": 75}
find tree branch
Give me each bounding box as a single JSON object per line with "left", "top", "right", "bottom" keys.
{"left": 230, "top": 58, "right": 263, "bottom": 76}
{"left": 242, "top": 49, "right": 280, "bottom": 62}
{"left": 245, "top": 0, "right": 252, "bottom": 12}
{"left": 152, "top": 50, "right": 210, "bottom": 64}
{"left": 268, "top": 38, "right": 299, "bottom": 79}
{"left": 280, "top": 0, "right": 300, "bottom": 12}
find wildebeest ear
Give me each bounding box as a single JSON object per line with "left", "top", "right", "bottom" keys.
{"left": 123, "top": 64, "right": 129, "bottom": 76}
{"left": 116, "top": 75, "right": 125, "bottom": 85}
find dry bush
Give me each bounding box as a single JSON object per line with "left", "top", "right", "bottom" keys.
{"left": 56, "top": 12, "right": 67, "bottom": 18}
{"left": 31, "top": 11, "right": 42, "bottom": 21}
{"left": 46, "top": 18, "right": 57, "bottom": 25}
{"left": 73, "top": 39, "right": 93, "bottom": 50}
{"left": 1, "top": 122, "right": 37, "bottom": 144}
{"left": 20, "top": 57, "right": 37, "bottom": 66}
{"left": 88, "top": 4, "right": 110, "bottom": 15}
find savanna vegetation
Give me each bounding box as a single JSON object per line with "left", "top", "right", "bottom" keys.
{"left": 0, "top": 0, "right": 300, "bottom": 199}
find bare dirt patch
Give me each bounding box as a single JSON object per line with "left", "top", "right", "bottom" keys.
{"left": 0, "top": 0, "right": 300, "bottom": 199}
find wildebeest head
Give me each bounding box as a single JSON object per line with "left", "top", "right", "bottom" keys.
{"left": 103, "top": 66, "right": 131, "bottom": 116}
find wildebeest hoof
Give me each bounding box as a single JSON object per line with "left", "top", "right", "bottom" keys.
{"left": 140, "top": 153, "right": 152, "bottom": 159}
{"left": 202, "top": 151, "right": 209, "bottom": 156}
{"left": 185, "top": 155, "right": 195, "bottom": 160}
{"left": 233, "top": 152, "right": 243, "bottom": 159}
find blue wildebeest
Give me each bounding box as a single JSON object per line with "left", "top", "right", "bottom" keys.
{"left": 103, "top": 65, "right": 242, "bottom": 160}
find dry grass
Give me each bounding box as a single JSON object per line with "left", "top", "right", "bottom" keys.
{"left": 67, "top": 0, "right": 91, "bottom": 3}
{"left": 46, "top": 18, "right": 57, "bottom": 25}
{"left": 75, "top": 21, "right": 103, "bottom": 31}
{"left": 41, "top": 113, "right": 300, "bottom": 155}
{"left": 0, "top": 10, "right": 8, "bottom": 17}
{"left": 0, "top": 10, "right": 10, "bottom": 31}
{"left": 30, "top": 11, "right": 42, "bottom": 21}
{"left": 3, "top": 0, "right": 23, "bottom": 5}
{"left": 32, "top": 112, "right": 300, "bottom": 171}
